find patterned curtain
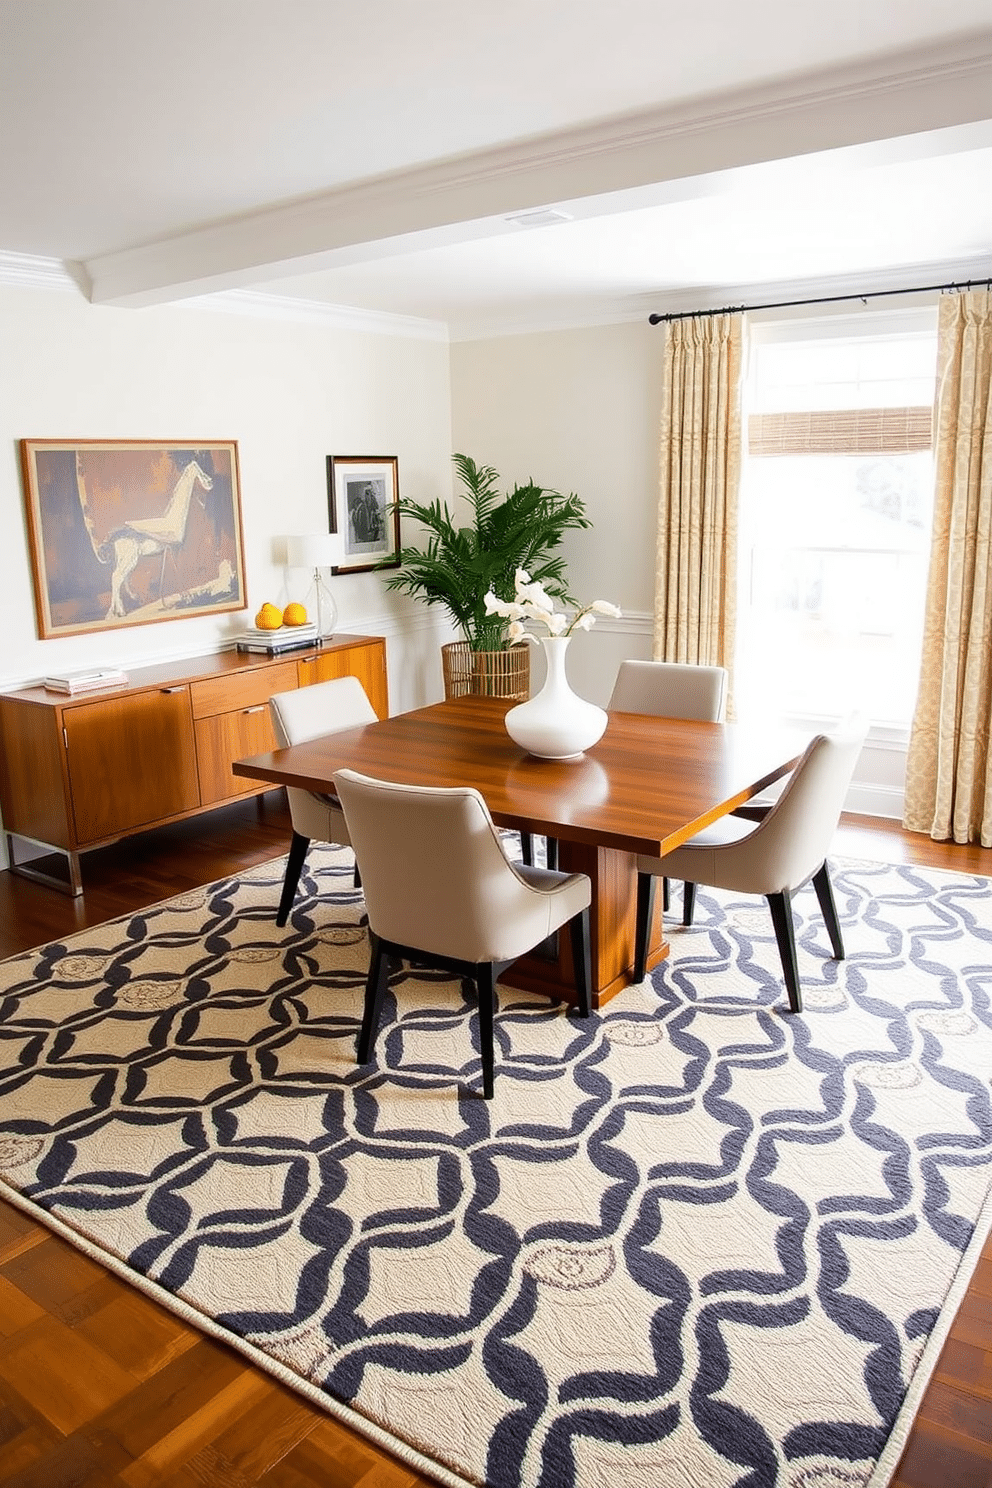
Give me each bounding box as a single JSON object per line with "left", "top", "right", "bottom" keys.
{"left": 653, "top": 313, "right": 743, "bottom": 676}
{"left": 904, "top": 289, "right": 992, "bottom": 845}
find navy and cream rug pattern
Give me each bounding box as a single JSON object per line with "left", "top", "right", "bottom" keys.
{"left": 0, "top": 848, "right": 990, "bottom": 1488}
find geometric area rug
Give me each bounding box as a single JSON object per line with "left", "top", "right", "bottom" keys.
{"left": 0, "top": 848, "right": 990, "bottom": 1488}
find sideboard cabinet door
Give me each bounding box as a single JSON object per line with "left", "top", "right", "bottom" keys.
{"left": 65, "top": 687, "right": 199, "bottom": 844}
{"left": 297, "top": 639, "right": 388, "bottom": 718}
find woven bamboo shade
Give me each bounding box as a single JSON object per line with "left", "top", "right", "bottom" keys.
{"left": 441, "top": 642, "right": 530, "bottom": 702}
{"left": 748, "top": 405, "right": 933, "bottom": 456}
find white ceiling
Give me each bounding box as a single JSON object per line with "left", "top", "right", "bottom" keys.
{"left": 2, "top": 1, "right": 991, "bottom": 337}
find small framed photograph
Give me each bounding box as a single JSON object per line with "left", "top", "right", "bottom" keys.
{"left": 19, "top": 439, "right": 247, "bottom": 638}
{"left": 327, "top": 455, "right": 401, "bottom": 574}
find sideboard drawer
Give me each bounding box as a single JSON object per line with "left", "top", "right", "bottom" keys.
{"left": 190, "top": 659, "right": 299, "bottom": 719}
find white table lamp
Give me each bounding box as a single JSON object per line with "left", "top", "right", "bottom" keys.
{"left": 285, "top": 533, "right": 344, "bottom": 641}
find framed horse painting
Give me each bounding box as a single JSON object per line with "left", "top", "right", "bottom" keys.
{"left": 19, "top": 439, "right": 247, "bottom": 638}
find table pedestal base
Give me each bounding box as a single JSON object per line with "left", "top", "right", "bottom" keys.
{"left": 503, "top": 841, "right": 668, "bottom": 1009}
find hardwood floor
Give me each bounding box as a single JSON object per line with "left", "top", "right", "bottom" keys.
{"left": 0, "top": 793, "right": 989, "bottom": 1486}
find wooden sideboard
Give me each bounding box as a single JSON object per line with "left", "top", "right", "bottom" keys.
{"left": 0, "top": 633, "right": 387, "bottom": 895}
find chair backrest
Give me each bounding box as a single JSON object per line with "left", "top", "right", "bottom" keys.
{"left": 609, "top": 660, "right": 728, "bottom": 722}
{"left": 269, "top": 674, "right": 377, "bottom": 748}
{"left": 732, "top": 714, "right": 868, "bottom": 893}
{"left": 333, "top": 768, "right": 568, "bottom": 966}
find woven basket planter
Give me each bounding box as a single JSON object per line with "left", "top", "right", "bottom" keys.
{"left": 441, "top": 641, "right": 531, "bottom": 702}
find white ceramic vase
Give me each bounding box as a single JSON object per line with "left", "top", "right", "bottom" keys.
{"left": 504, "top": 635, "right": 607, "bottom": 760}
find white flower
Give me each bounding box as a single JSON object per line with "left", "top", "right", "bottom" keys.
{"left": 483, "top": 571, "right": 621, "bottom": 643}
{"left": 484, "top": 590, "right": 519, "bottom": 619}
{"left": 519, "top": 580, "right": 555, "bottom": 613}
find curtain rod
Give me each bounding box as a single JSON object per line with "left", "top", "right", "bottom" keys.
{"left": 647, "top": 275, "right": 992, "bottom": 325}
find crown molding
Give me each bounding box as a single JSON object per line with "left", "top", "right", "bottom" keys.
{"left": 83, "top": 32, "right": 992, "bottom": 308}
{"left": 0, "top": 252, "right": 449, "bottom": 340}
{"left": 448, "top": 254, "right": 992, "bottom": 342}
{"left": 185, "top": 288, "right": 449, "bottom": 342}
{"left": 632, "top": 252, "right": 992, "bottom": 325}
{"left": 5, "top": 246, "right": 988, "bottom": 346}
{"left": 0, "top": 251, "right": 83, "bottom": 293}
{"left": 449, "top": 300, "right": 648, "bottom": 343}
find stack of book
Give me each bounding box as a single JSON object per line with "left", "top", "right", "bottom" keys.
{"left": 44, "top": 667, "right": 129, "bottom": 695}
{"left": 235, "top": 622, "right": 320, "bottom": 655}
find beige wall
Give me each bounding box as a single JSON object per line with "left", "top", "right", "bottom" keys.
{"left": 0, "top": 282, "right": 456, "bottom": 865}
{"left": 0, "top": 285, "right": 454, "bottom": 702}
{"left": 451, "top": 321, "right": 662, "bottom": 705}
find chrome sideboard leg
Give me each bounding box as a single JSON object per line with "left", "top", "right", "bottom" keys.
{"left": 5, "top": 832, "right": 84, "bottom": 897}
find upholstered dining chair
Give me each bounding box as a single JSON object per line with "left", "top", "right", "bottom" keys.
{"left": 333, "top": 768, "right": 593, "bottom": 1099}
{"left": 269, "top": 675, "right": 378, "bottom": 926}
{"left": 610, "top": 658, "right": 729, "bottom": 910}
{"left": 608, "top": 659, "right": 729, "bottom": 722}
{"left": 632, "top": 715, "right": 867, "bottom": 1012}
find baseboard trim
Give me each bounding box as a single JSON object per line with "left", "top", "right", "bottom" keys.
{"left": 847, "top": 782, "right": 904, "bottom": 821}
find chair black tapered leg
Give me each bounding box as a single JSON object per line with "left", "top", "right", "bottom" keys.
{"left": 545, "top": 837, "right": 559, "bottom": 870}
{"left": 476, "top": 964, "right": 497, "bottom": 1099}
{"left": 663, "top": 877, "right": 670, "bottom": 912}
{"left": 682, "top": 881, "right": 697, "bottom": 927}
{"left": 633, "top": 872, "right": 657, "bottom": 984}
{"left": 812, "top": 861, "right": 845, "bottom": 960}
{"left": 276, "top": 831, "right": 310, "bottom": 927}
{"left": 519, "top": 832, "right": 534, "bottom": 866}
{"left": 767, "top": 890, "right": 802, "bottom": 1013}
{"left": 358, "top": 933, "right": 392, "bottom": 1062}
{"left": 353, "top": 858, "right": 362, "bottom": 890}
{"left": 569, "top": 907, "right": 592, "bottom": 1017}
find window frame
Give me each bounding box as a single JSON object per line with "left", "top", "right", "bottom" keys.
{"left": 737, "top": 305, "right": 939, "bottom": 745}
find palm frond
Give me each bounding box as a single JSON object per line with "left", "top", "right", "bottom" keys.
{"left": 451, "top": 453, "right": 503, "bottom": 532}
{"left": 381, "top": 454, "right": 590, "bottom": 647}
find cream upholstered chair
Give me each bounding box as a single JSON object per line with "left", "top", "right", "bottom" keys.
{"left": 610, "top": 659, "right": 729, "bottom": 910}
{"left": 609, "top": 659, "right": 728, "bottom": 722}
{"left": 269, "top": 675, "right": 378, "bottom": 926}
{"left": 333, "top": 768, "right": 592, "bottom": 1099}
{"left": 633, "top": 716, "right": 867, "bottom": 1012}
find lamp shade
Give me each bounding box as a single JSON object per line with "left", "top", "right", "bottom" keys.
{"left": 286, "top": 533, "right": 344, "bottom": 569}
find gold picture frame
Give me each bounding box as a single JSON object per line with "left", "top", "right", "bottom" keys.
{"left": 20, "top": 439, "right": 247, "bottom": 638}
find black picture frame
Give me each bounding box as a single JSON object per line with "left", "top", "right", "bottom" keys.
{"left": 326, "top": 455, "right": 401, "bottom": 574}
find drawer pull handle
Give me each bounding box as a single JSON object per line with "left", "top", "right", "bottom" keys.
{"left": 160, "top": 686, "right": 185, "bottom": 694}
{"left": 244, "top": 705, "right": 266, "bottom": 715}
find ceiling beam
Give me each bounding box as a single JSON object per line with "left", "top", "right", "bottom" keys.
{"left": 84, "top": 32, "right": 992, "bottom": 308}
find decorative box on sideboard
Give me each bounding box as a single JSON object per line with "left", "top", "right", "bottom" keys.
{"left": 0, "top": 634, "right": 387, "bottom": 896}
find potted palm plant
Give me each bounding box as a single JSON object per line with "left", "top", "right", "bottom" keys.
{"left": 384, "top": 453, "right": 591, "bottom": 699}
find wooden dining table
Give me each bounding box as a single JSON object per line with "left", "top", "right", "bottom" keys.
{"left": 233, "top": 695, "right": 809, "bottom": 1008}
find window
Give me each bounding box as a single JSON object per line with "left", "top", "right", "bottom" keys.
{"left": 735, "top": 311, "right": 937, "bottom": 730}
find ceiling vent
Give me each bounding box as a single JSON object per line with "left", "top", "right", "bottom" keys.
{"left": 504, "top": 208, "right": 573, "bottom": 229}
